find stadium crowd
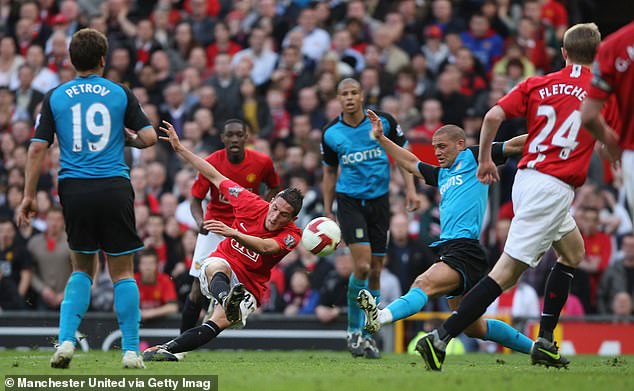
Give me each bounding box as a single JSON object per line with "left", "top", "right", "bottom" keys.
{"left": 0, "top": 0, "right": 632, "bottom": 329}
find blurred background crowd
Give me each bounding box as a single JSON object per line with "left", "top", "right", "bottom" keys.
{"left": 0, "top": 0, "right": 633, "bottom": 330}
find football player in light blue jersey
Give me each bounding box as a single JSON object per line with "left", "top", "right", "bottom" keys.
{"left": 17, "top": 29, "right": 157, "bottom": 369}
{"left": 322, "top": 78, "right": 421, "bottom": 358}
{"left": 357, "top": 110, "right": 535, "bottom": 363}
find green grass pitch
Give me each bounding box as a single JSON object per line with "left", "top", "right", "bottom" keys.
{"left": 1, "top": 351, "right": 633, "bottom": 391}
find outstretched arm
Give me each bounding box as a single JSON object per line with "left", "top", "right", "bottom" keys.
{"left": 159, "top": 121, "right": 227, "bottom": 188}
{"left": 477, "top": 105, "right": 506, "bottom": 184}
{"left": 502, "top": 134, "right": 528, "bottom": 156}
{"left": 367, "top": 109, "right": 425, "bottom": 181}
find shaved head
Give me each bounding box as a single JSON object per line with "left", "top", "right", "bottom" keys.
{"left": 337, "top": 78, "right": 362, "bottom": 93}
{"left": 434, "top": 125, "right": 465, "bottom": 142}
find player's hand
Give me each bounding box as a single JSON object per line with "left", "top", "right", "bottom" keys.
{"left": 158, "top": 120, "right": 183, "bottom": 152}
{"left": 476, "top": 159, "right": 499, "bottom": 184}
{"left": 203, "top": 219, "right": 236, "bottom": 238}
{"left": 366, "top": 109, "right": 384, "bottom": 140}
{"left": 602, "top": 128, "right": 622, "bottom": 168}
{"left": 15, "top": 196, "right": 36, "bottom": 227}
{"left": 405, "top": 191, "right": 422, "bottom": 212}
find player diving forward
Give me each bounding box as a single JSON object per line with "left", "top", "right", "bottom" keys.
{"left": 144, "top": 121, "right": 303, "bottom": 361}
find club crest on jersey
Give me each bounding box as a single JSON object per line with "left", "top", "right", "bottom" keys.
{"left": 284, "top": 234, "right": 296, "bottom": 248}
{"left": 454, "top": 161, "right": 462, "bottom": 171}
{"left": 247, "top": 173, "right": 257, "bottom": 183}
{"left": 228, "top": 185, "right": 244, "bottom": 198}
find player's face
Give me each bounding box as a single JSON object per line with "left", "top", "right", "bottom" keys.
{"left": 432, "top": 133, "right": 463, "bottom": 168}
{"left": 222, "top": 123, "right": 247, "bottom": 156}
{"left": 265, "top": 197, "right": 295, "bottom": 231}
{"left": 337, "top": 84, "right": 364, "bottom": 115}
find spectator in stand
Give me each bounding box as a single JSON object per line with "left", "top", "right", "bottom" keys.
{"left": 283, "top": 269, "right": 320, "bottom": 316}
{"left": 386, "top": 212, "right": 433, "bottom": 294}
{"left": 373, "top": 24, "right": 409, "bottom": 76}
{"left": 427, "top": 0, "right": 466, "bottom": 35}
{"left": 27, "top": 206, "right": 71, "bottom": 310}
{"left": 316, "top": 247, "right": 353, "bottom": 324}
{"left": 434, "top": 69, "right": 469, "bottom": 127}
{"left": 610, "top": 292, "right": 633, "bottom": 318}
{"left": 460, "top": 13, "right": 504, "bottom": 72}
{"left": 183, "top": 0, "right": 216, "bottom": 46}
{"left": 411, "top": 98, "right": 444, "bottom": 143}
{"left": 22, "top": 45, "right": 59, "bottom": 94}
{"left": 143, "top": 213, "right": 183, "bottom": 276}
{"left": 492, "top": 41, "right": 536, "bottom": 80}
{"left": 0, "top": 36, "right": 23, "bottom": 88}
{"left": 160, "top": 83, "right": 189, "bottom": 137}
{"left": 232, "top": 27, "right": 278, "bottom": 87}
{"left": 598, "top": 235, "right": 634, "bottom": 315}
{"left": 421, "top": 25, "right": 449, "bottom": 77}
{"left": 297, "top": 86, "right": 327, "bottom": 131}
{"left": 135, "top": 249, "right": 179, "bottom": 321}
{"left": 0, "top": 217, "right": 32, "bottom": 306}
{"left": 573, "top": 207, "right": 613, "bottom": 313}
{"left": 332, "top": 28, "right": 365, "bottom": 74}
{"left": 13, "top": 64, "right": 44, "bottom": 121}
{"left": 283, "top": 7, "right": 330, "bottom": 63}
{"left": 206, "top": 22, "right": 242, "bottom": 66}
{"left": 454, "top": 47, "right": 488, "bottom": 100}
{"left": 207, "top": 54, "right": 242, "bottom": 124}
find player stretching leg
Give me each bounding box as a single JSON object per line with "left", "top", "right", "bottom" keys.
{"left": 321, "top": 79, "right": 421, "bottom": 358}
{"left": 180, "top": 119, "right": 279, "bottom": 346}
{"left": 17, "top": 29, "right": 157, "bottom": 368}
{"left": 417, "top": 23, "right": 620, "bottom": 371}
{"left": 358, "top": 110, "right": 535, "bottom": 361}
{"left": 144, "top": 121, "right": 302, "bottom": 361}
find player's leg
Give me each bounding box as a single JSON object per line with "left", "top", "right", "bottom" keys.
{"left": 100, "top": 178, "right": 146, "bottom": 368}
{"left": 360, "top": 194, "right": 391, "bottom": 358}
{"left": 336, "top": 194, "right": 371, "bottom": 356}
{"left": 52, "top": 251, "right": 98, "bottom": 368}
{"left": 181, "top": 232, "right": 222, "bottom": 333}
{"left": 52, "top": 179, "right": 99, "bottom": 368}
{"left": 446, "top": 296, "right": 533, "bottom": 354}
{"left": 359, "top": 262, "right": 462, "bottom": 333}
{"left": 198, "top": 258, "right": 245, "bottom": 323}
{"left": 529, "top": 221, "right": 582, "bottom": 368}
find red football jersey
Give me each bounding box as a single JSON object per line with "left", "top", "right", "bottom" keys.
{"left": 587, "top": 21, "right": 634, "bottom": 150}
{"left": 499, "top": 64, "right": 600, "bottom": 187}
{"left": 191, "top": 148, "right": 280, "bottom": 226}
{"left": 135, "top": 272, "right": 178, "bottom": 309}
{"left": 211, "top": 180, "right": 301, "bottom": 303}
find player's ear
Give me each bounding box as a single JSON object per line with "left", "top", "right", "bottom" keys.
{"left": 99, "top": 56, "right": 106, "bottom": 68}
{"left": 561, "top": 47, "right": 567, "bottom": 61}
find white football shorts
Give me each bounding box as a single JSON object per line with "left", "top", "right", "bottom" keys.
{"left": 198, "top": 257, "right": 257, "bottom": 329}
{"left": 189, "top": 232, "right": 225, "bottom": 277}
{"left": 504, "top": 169, "right": 576, "bottom": 268}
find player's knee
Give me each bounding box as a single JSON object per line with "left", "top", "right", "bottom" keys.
{"left": 211, "top": 307, "right": 231, "bottom": 329}
{"left": 354, "top": 262, "right": 371, "bottom": 278}
{"left": 413, "top": 274, "right": 438, "bottom": 296}
{"left": 560, "top": 247, "right": 585, "bottom": 267}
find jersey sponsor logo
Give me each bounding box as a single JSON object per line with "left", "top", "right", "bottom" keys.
{"left": 341, "top": 147, "right": 383, "bottom": 165}
{"left": 64, "top": 83, "right": 111, "bottom": 99}
{"left": 284, "top": 234, "right": 296, "bottom": 248}
{"left": 439, "top": 175, "right": 463, "bottom": 195}
{"left": 230, "top": 238, "right": 260, "bottom": 262}
{"left": 228, "top": 185, "right": 244, "bottom": 198}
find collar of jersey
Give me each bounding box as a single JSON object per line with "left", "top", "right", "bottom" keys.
{"left": 77, "top": 74, "right": 100, "bottom": 79}
{"left": 339, "top": 114, "right": 368, "bottom": 128}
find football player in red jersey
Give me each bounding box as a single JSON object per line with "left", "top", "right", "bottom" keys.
{"left": 417, "top": 23, "right": 620, "bottom": 371}
{"left": 582, "top": 21, "right": 634, "bottom": 223}
{"left": 143, "top": 121, "right": 302, "bottom": 361}
{"left": 181, "top": 119, "right": 279, "bottom": 336}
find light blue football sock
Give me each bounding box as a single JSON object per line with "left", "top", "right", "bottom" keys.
{"left": 385, "top": 288, "right": 428, "bottom": 322}
{"left": 347, "top": 274, "right": 368, "bottom": 334}
{"left": 114, "top": 278, "right": 141, "bottom": 353}
{"left": 484, "top": 319, "right": 533, "bottom": 354}
{"left": 362, "top": 288, "right": 381, "bottom": 338}
{"left": 58, "top": 272, "right": 93, "bottom": 344}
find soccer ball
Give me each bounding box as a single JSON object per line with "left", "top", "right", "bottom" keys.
{"left": 301, "top": 217, "right": 341, "bottom": 256}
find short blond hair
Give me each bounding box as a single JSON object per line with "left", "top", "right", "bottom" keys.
{"left": 563, "top": 23, "right": 601, "bottom": 64}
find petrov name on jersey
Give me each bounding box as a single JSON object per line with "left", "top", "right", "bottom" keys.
{"left": 64, "top": 83, "right": 111, "bottom": 99}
